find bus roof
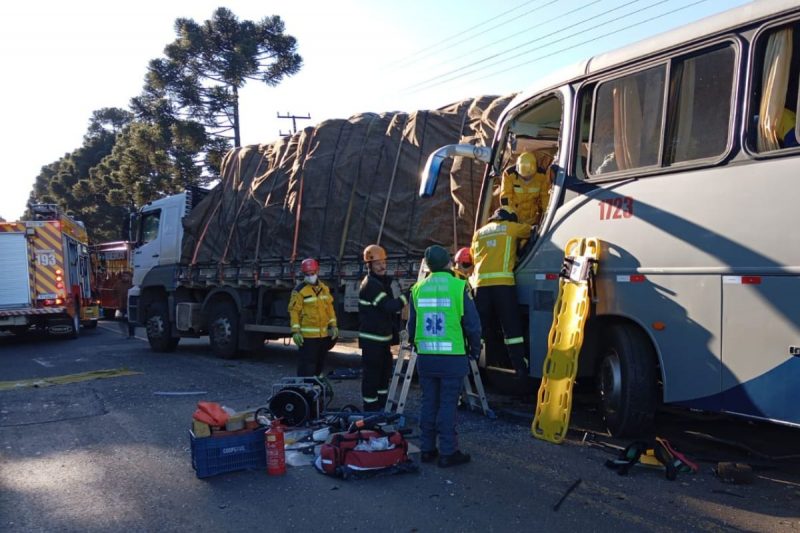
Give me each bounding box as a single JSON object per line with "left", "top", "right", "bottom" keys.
{"left": 506, "top": 0, "right": 799, "bottom": 111}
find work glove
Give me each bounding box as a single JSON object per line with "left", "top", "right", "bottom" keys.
{"left": 292, "top": 332, "right": 304, "bottom": 347}
{"left": 328, "top": 326, "right": 339, "bottom": 340}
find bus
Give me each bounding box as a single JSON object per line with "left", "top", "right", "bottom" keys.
{"left": 420, "top": 0, "right": 800, "bottom": 436}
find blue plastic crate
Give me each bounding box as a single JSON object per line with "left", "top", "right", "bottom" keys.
{"left": 190, "top": 427, "right": 267, "bottom": 478}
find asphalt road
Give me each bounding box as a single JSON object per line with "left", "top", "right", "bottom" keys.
{"left": 1, "top": 323, "right": 799, "bottom": 532}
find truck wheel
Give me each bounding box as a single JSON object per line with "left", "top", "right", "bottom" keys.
{"left": 596, "top": 323, "right": 657, "bottom": 437}
{"left": 146, "top": 301, "right": 179, "bottom": 352}
{"left": 209, "top": 301, "right": 240, "bottom": 359}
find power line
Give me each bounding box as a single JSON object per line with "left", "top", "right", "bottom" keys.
{"left": 401, "top": 0, "right": 560, "bottom": 67}
{"left": 404, "top": 0, "right": 674, "bottom": 94}
{"left": 390, "top": 0, "right": 542, "bottom": 68}
{"left": 468, "top": 0, "right": 711, "bottom": 85}
{"left": 420, "top": 0, "right": 604, "bottom": 75}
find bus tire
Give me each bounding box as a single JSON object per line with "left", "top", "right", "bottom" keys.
{"left": 146, "top": 301, "right": 179, "bottom": 352}
{"left": 597, "top": 323, "right": 657, "bottom": 437}
{"left": 209, "top": 300, "right": 240, "bottom": 359}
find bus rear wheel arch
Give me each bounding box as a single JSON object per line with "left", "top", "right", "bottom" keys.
{"left": 595, "top": 321, "right": 659, "bottom": 437}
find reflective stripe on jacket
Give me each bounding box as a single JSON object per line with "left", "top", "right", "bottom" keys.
{"left": 471, "top": 221, "right": 531, "bottom": 287}
{"left": 358, "top": 272, "right": 407, "bottom": 345}
{"left": 288, "top": 281, "right": 337, "bottom": 338}
{"left": 500, "top": 168, "right": 550, "bottom": 226}
{"left": 411, "top": 272, "right": 466, "bottom": 355}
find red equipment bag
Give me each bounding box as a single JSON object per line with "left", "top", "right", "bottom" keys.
{"left": 317, "top": 429, "right": 415, "bottom": 479}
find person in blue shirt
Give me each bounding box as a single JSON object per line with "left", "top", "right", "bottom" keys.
{"left": 408, "top": 245, "right": 482, "bottom": 468}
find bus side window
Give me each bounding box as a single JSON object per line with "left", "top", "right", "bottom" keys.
{"left": 752, "top": 22, "right": 800, "bottom": 152}
{"left": 575, "top": 85, "right": 594, "bottom": 180}
{"left": 664, "top": 44, "right": 736, "bottom": 164}
{"left": 589, "top": 65, "right": 667, "bottom": 175}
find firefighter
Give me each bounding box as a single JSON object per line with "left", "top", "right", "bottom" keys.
{"left": 358, "top": 244, "right": 408, "bottom": 411}
{"left": 500, "top": 151, "right": 551, "bottom": 226}
{"left": 452, "top": 247, "right": 473, "bottom": 282}
{"left": 471, "top": 207, "right": 531, "bottom": 378}
{"left": 288, "top": 258, "right": 338, "bottom": 377}
{"left": 409, "top": 245, "right": 482, "bottom": 468}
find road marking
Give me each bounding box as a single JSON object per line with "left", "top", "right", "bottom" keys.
{"left": 0, "top": 368, "right": 142, "bottom": 391}
{"left": 97, "top": 323, "right": 147, "bottom": 342}
{"left": 32, "top": 358, "right": 54, "bottom": 368}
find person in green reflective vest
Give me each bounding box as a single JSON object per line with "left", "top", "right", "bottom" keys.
{"left": 409, "top": 245, "right": 482, "bottom": 468}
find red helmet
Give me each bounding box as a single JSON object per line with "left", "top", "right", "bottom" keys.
{"left": 454, "top": 247, "right": 472, "bottom": 266}
{"left": 300, "top": 258, "right": 319, "bottom": 274}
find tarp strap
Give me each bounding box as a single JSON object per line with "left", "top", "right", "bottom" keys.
{"left": 191, "top": 198, "right": 223, "bottom": 266}
{"left": 339, "top": 115, "right": 380, "bottom": 260}
{"left": 319, "top": 121, "right": 348, "bottom": 257}
{"left": 377, "top": 115, "right": 409, "bottom": 245}
{"left": 453, "top": 103, "right": 471, "bottom": 252}
{"left": 291, "top": 131, "right": 317, "bottom": 264}
{"left": 403, "top": 111, "right": 428, "bottom": 254}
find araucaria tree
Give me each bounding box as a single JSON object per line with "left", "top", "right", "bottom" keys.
{"left": 142, "top": 7, "right": 302, "bottom": 149}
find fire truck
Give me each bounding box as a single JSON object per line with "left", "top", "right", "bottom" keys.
{"left": 89, "top": 241, "right": 133, "bottom": 318}
{"left": 0, "top": 204, "right": 99, "bottom": 337}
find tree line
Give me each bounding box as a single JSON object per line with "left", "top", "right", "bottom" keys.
{"left": 26, "top": 8, "right": 301, "bottom": 241}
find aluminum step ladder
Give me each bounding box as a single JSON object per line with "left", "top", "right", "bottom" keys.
{"left": 384, "top": 340, "right": 494, "bottom": 418}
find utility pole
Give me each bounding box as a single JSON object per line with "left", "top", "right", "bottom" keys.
{"left": 277, "top": 112, "right": 311, "bottom": 136}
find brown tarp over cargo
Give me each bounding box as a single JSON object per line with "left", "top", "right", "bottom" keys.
{"left": 181, "top": 94, "right": 514, "bottom": 266}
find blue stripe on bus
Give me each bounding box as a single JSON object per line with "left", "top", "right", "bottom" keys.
{"left": 674, "top": 357, "right": 800, "bottom": 425}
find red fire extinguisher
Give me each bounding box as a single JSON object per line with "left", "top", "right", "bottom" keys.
{"left": 265, "top": 418, "right": 286, "bottom": 476}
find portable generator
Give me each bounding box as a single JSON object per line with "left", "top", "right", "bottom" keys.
{"left": 268, "top": 377, "right": 332, "bottom": 426}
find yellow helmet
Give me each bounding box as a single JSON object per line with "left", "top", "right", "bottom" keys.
{"left": 363, "top": 244, "right": 387, "bottom": 263}
{"left": 515, "top": 152, "right": 537, "bottom": 177}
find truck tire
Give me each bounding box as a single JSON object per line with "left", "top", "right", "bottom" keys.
{"left": 146, "top": 301, "right": 179, "bottom": 352}
{"left": 596, "top": 323, "right": 657, "bottom": 437}
{"left": 209, "top": 300, "right": 240, "bottom": 359}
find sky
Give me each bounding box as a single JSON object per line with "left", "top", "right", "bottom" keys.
{"left": 0, "top": 0, "right": 749, "bottom": 222}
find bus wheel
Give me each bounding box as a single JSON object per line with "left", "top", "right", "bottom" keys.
{"left": 596, "top": 323, "right": 657, "bottom": 437}
{"left": 209, "top": 300, "right": 240, "bottom": 359}
{"left": 146, "top": 301, "right": 179, "bottom": 352}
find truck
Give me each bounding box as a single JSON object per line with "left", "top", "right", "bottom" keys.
{"left": 89, "top": 241, "right": 133, "bottom": 318}
{"left": 127, "top": 99, "right": 505, "bottom": 358}
{"left": 0, "top": 204, "right": 99, "bottom": 337}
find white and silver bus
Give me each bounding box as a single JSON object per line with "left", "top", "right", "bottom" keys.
{"left": 421, "top": 0, "right": 800, "bottom": 436}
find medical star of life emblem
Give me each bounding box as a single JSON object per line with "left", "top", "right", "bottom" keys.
{"left": 424, "top": 312, "right": 445, "bottom": 337}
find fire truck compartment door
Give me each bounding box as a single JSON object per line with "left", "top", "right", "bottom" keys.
{"left": 0, "top": 232, "right": 31, "bottom": 307}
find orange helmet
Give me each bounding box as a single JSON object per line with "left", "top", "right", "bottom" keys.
{"left": 363, "top": 244, "right": 387, "bottom": 263}
{"left": 454, "top": 247, "right": 472, "bottom": 266}
{"left": 300, "top": 258, "right": 319, "bottom": 274}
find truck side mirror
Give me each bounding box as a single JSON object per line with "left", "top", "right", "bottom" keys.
{"left": 419, "top": 144, "right": 492, "bottom": 198}
{"left": 129, "top": 212, "right": 139, "bottom": 245}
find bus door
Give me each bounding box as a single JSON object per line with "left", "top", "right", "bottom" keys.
{"left": 486, "top": 88, "right": 571, "bottom": 375}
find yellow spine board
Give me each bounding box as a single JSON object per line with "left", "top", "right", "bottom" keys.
{"left": 532, "top": 237, "right": 599, "bottom": 444}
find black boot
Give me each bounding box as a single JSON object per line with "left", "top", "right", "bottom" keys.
{"left": 438, "top": 450, "right": 471, "bottom": 468}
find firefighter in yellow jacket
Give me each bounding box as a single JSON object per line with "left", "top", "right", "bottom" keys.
{"left": 500, "top": 151, "right": 551, "bottom": 226}
{"left": 471, "top": 207, "right": 531, "bottom": 378}
{"left": 288, "top": 258, "right": 338, "bottom": 377}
